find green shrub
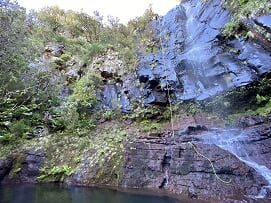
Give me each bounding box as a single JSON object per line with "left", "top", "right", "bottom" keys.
{"left": 127, "top": 105, "right": 161, "bottom": 121}
{"left": 140, "top": 120, "right": 162, "bottom": 133}
{"left": 0, "top": 134, "right": 14, "bottom": 144}
{"left": 53, "top": 58, "right": 65, "bottom": 67}
{"left": 38, "top": 165, "right": 73, "bottom": 182}
{"left": 68, "top": 72, "right": 99, "bottom": 110}
{"left": 10, "top": 119, "right": 30, "bottom": 138}
{"left": 73, "top": 157, "right": 81, "bottom": 164}
{"left": 48, "top": 108, "right": 67, "bottom": 131}
{"left": 59, "top": 53, "right": 71, "bottom": 62}
{"left": 256, "top": 94, "right": 269, "bottom": 104}
{"left": 103, "top": 110, "right": 114, "bottom": 120}
{"left": 73, "top": 115, "right": 96, "bottom": 136}
{"left": 222, "top": 19, "right": 241, "bottom": 37}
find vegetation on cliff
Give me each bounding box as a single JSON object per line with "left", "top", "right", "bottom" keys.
{"left": 0, "top": 0, "right": 159, "bottom": 183}
{"left": 222, "top": 0, "right": 271, "bottom": 36}
{"left": 0, "top": 0, "right": 155, "bottom": 144}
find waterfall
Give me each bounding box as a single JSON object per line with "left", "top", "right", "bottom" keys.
{"left": 204, "top": 129, "right": 271, "bottom": 199}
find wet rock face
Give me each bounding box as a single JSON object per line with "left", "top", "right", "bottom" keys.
{"left": 120, "top": 124, "right": 271, "bottom": 202}
{"left": 137, "top": 0, "right": 271, "bottom": 104}
{"left": 1, "top": 150, "right": 45, "bottom": 183}
{"left": 230, "top": 124, "right": 271, "bottom": 169}
{"left": 0, "top": 158, "right": 12, "bottom": 182}
{"left": 256, "top": 15, "right": 271, "bottom": 29}
{"left": 16, "top": 150, "right": 45, "bottom": 183}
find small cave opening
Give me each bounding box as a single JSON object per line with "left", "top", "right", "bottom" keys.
{"left": 149, "top": 80, "right": 159, "bottom": 89}
{"left": 101, "top": 71, "right": 114, "bottom": 79}
{"left": 139, "top": 75, "right": 149, "bottom": 83}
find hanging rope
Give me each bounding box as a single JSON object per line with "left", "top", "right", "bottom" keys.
{"left": 188, "top": 142, "right": 231, "bottom": 184}
{"left": 159, "top": 16, "right": 231, "bottom": 185}
{"left": 161, "top": 40, "right": 175, "bottom": 142}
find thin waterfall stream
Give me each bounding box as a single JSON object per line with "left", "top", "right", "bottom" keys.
{"left": 203, "top": 128, "right": 271, "bottom": 198}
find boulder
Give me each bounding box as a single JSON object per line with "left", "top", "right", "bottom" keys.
{"left": 44, "top": 43, "right": 65, "bottom": 57}
{"left": 91, "top": 50, "right": 124, "bottom": 79}
{"left": 238, "top": 115, "right": 266, "bottom": 128}
{"left": 181, "top": 125, "right": 208, "bottom": 135}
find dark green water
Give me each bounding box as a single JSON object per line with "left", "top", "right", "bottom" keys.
{"left": 0, "top": 184, "right": 196, "bottom": 203}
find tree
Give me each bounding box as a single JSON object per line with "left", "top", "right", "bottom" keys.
{"left": 0, "top": 0, "right": 31, "bottom": 140}
{"left": 36, "top": 6, "right": 65, "bottom": 33}
{"left": 0, "top": 0, "right": 30, "bottom": 107}
{"left": 0, "top": 0, "right": 29, "bottom": 76}
{"left": 0, "top": 1, "right": 62, "bottom": 142}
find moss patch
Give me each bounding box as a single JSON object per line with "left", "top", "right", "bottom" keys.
{"left": 8, "top": 153, "right": 25, "bottom": 179}
{"left": 79, "top": 126, "right": 129, "bottom": 185}
{"left": 21, "top": 121, "right": 134, "bottom": 185}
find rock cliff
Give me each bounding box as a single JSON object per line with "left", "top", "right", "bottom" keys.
{"left": 138, "top": 0, "right": 271, "bottom": 105}
{"left": 120, "top": 123, "right": 271, "bottom": 202}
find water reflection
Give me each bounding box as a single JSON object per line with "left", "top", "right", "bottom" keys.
{"left": 0, "top": 184, "right": 185, "bottom": 203}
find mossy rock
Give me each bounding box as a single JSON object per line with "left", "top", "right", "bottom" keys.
{"left": 8, "top": 153, "right": 25, "bottom": 179}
